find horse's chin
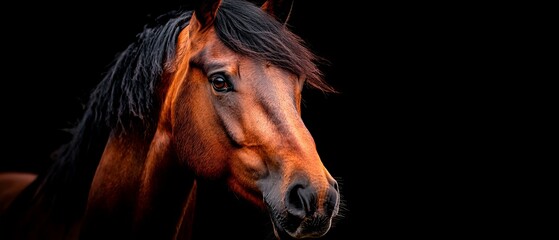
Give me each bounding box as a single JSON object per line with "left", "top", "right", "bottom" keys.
{"left": 266, "top": 203, "right": 333, "bottom": 240}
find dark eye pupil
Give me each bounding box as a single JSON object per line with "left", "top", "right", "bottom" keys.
{"left": 211, "top": 75, "right": 232, "bottom": 92}
{"left": 213, "top": 78, "right": 226, "bottom": 89}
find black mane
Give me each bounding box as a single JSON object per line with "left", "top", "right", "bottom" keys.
{"left": 34, "top": 0, "right": 334, "bottom": 221}
{"left": 36, "top": 9, "right": 192, "bottom": 220}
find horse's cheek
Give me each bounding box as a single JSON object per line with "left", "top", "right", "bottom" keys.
{"left": 179, "top": 140, "right": 229, "bottom": 179}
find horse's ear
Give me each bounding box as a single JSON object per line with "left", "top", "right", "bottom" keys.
{"left": 192, "top": 0, "right": 222, "bottom": 29}
{"left": 261, "top": 0, "right": 294, "bottom": 24}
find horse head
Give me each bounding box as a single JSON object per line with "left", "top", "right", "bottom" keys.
{"left": 161, "top": 0, "right": 340, "bottom": 238}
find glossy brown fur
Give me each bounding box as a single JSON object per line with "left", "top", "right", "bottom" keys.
{"left": 0, "top": 1, "right": 340, "bottom": 239}
{"left": 0, "top": 173, "right": 37, "bottom": 214}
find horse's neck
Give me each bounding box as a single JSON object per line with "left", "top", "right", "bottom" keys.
{"left": 81, "top": 129, "right": 273, "bottom": 240}
{"left": 81, "top": 129, "right": 196, "bottom": 240}
{"left": 175, "top": 180, "right": 197, "bottom": 240}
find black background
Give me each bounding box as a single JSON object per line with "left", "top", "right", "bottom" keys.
{"left": 1, "top": 0, "right": 519, "bottom": 239}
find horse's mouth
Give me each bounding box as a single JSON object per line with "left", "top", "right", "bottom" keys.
{"left": 267, "top": 204, "right": 333, "bottom": 239}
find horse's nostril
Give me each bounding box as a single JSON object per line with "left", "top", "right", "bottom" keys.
{"left": 279, "top": 179, "right": 338, "bottom": 237}
{"left": 286, "top": 183, "right": 316, "bottom": 219}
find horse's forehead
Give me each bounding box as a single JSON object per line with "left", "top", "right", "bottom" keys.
{"left": 187, "top": 29, "right": 238, "bottom": 65}
{"left": 201, "top": 36, "right": 237, "bottom": 62}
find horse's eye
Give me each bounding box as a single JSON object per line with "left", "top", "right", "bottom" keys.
{"left": 210, "top": 74, "right": 232, "bottom": 92}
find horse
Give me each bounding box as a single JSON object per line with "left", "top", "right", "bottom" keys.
{"left": 0, "top": 0, "right": 341, "bottom": 239}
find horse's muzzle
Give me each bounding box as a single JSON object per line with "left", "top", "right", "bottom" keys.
{"left": 267, "top": 178, "right": 340, "bottom": 239}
